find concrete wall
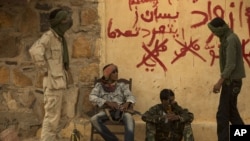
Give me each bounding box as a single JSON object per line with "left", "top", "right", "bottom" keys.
{"left": 99, "top": 0, "right": 250, "bottom": 123}
{"left": 0, "top": 0, "right": 250, "bottom": 140}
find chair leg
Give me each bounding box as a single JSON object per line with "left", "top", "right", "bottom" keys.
{"left": 90, "top": 124, "right": 94, "bottom": 141}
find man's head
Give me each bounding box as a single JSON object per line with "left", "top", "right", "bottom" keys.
{"left": 209, "top": 17, "right": 226, "bottom": 28}
{"left": 207, "top": 17, "right": 229, "bottom": 37}
{"left": 102, "top": 63, "right": 118, "bottom": 81}
{"left": 49, "top": 8, "right": 73, "bottom": 34}
{"left": 160, "top": 89, "right": 175, "bottom": 106}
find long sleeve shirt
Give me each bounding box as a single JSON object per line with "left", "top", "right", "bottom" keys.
{"left": 29, "top": 29, "right": 68, "bottom": 90}
{"left": 208, "top": 23, "right": 246, "bottom": 80}
{"left": 89, "top": 81, "right": 136, "bottom": 107}
{"left": 219, "top": 30, "right": 246, "bottom": 80}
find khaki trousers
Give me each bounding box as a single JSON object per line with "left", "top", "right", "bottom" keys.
{"left": 41, "top": 88, "right": 68, "bottom": 141}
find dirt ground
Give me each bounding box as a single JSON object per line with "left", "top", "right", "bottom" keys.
{"left": 22, "top": 137, "right": 70, "bottom": 141}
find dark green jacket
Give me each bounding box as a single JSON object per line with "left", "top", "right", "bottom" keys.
{"left": 208, "top": 24, "right": 246, "bottom": 80}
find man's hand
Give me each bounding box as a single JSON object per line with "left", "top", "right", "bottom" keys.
{"left": 165, "top": 113, "right": 180, "bottom": 121}
{"left": 213, "top": 78, "right": 224, "bottom": 94}
{"left": 120, "top": 102, "right": 132, "bottom": 111}
{"left": 105, "top": 101, "right": 119, "bottom": 110}
{"left": 213, "top": 83, "right": 221, "bottom": 93}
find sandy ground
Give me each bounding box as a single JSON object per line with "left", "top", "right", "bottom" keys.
{"left": 21, "top": 137, "right": 70, "bottom": 141}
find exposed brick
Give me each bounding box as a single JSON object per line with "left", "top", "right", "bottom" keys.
{"left": 0, "top": 0, "right": 28, "bottom": 6}
{"left": 12, "top": 68, "right": 32, "bottom": 87}
{"left": 79, "top": 63, "right": 99, "bottom": 83}
{"left": 0, "top": 10, "right": 15, "bottom": 30}
{"left": 34, "top": 72, "right": 45, "bottom": 89}
{"left": 18, "top": 89, "right": 35, "bottom": 108}
{"left": 0, "top": 66, "right": 10, "bottom": 84}
{"left": 80, "top": 7, "right": 98, "bottom": 26}
{"left": 0, "top": 1, "right": 101, "bottom": 140}
{"left": 19, "top": 7, "right": 39, "bottom": 35}
{"left": 0, "top": 36, "right": 19, "bottom": 58}
{"left": 70, "top": 0, "right": 85, "bottom": 6}
{"left": 5, "top": 61, "right": 17, "bottom": 65}
{"left": 39, "top": 12, "right": 50, "bottom": 32}
{"left": 35, "top": 2, "right": 52, "bottom": 11}
{"left": 72, "top": 36, "right": 92, "bottom": 58}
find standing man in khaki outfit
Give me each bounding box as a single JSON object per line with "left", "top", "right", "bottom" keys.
{"left": 29, "top": 8, "right": 73, "bottom": 141}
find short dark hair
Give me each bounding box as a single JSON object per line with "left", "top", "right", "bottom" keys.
{"left": 160, "top": 89, "right": 174, "bottom": 100}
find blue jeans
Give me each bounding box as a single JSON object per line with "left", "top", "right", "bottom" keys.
{"left": 90, "top": 111, "right": 135, "bottom": 141}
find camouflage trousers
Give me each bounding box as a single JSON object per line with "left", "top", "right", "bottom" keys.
{"left": 183, "top": 123, "right": 195, "bottom": 141}
{"left": 145, "top": 123, "right": 194, "bottom": 141}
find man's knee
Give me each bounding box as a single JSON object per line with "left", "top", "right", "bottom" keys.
{"left": 145, "top": 133, "right": 155, "bottom": 141}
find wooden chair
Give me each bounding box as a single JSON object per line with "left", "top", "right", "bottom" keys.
{"left": 90, "top": 78, "right": 132, "bottom": 141}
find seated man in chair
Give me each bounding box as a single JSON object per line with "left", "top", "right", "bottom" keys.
{"left": 89, "top": 63, "right": 136, "bottom": 141}
{"left": 142, "top": 89, "right": 194, "bottom": 141}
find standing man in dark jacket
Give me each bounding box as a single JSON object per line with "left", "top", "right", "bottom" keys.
{"left": 141, "top": 89, "right": 194, "bottom": 141}
{"left": 207, "top": 17, "right": 246, "bottom": 141}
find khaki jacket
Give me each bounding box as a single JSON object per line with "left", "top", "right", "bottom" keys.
{"left": 29, "top": 29, "right": 70, "bottom": 90}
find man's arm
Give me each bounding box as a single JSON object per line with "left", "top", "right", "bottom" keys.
{"left": 213, "top": 77, "right": 224, "bottom": 93}
{"left": 89, "top": 83, "right": 107, "bottom": 107}
{"left": 172, "top": 103, "right": 194, "bottom": 123}
{"left": 142, "top": 105, "right": 166, "bottom": 124}
{"left": 122, "top": 83, "right": 136, "bottom": 103}
{"left": 221, "top": 36, "right": 237, "bottom": 79}
{"left": 29, "top": 34, "right": 49, "bottom": 73}
{"left": 178, "top": 109, "right": 194, "bottom": 123}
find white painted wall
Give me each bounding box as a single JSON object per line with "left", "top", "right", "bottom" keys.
{"left": 98, "top": 0, "right": 250, "bottom": 123}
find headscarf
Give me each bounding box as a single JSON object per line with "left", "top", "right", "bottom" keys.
{"left": 49, "top": 9, "right": 73, "bottom": 70}
{"left": 50, "top": 10, "right": 68, "bottom": 27}
{"left": 207, "top": 23, "right": 230, "bottom": 38}
{"left": 207, "top": 17, "right": 230, "bottom": 39}
{"left": 101, "top": 64, "right": 118, "bottom": 92}
{"left": 103, "top": 64, "right": 118, "bottom": 80}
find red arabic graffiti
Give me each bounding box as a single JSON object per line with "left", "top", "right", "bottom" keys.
{"left": 140, "top": 7, "right": 179, "bottom": 23}
{"left": 205, "top": 34, "right": 219, "bottom": 66}
{"left": 107, "top": 0, "right": 250, "bottom": 72}
{"left": 191, "top": 1, "right": 224, "bottom": 28}
{"left": 245, "top": 7, "right": 250, "bottom": 37}
{"left": 171, "top": 36, "right": 206, "bottom": 64}
{"left": 242, "top": 39, "right": 250, "bottom": 67}
{"left": 129, "top": 0, "right": 159, "bottom": 11}
{"left": 137, "top": 38, "right": 169, "bottom": 72}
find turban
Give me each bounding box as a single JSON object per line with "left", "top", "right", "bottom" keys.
{"left": 103, "top": 64, "right": 118, "bottom": 80}
{"left": 49, "top": 10, "right": 68, "bottom": 27}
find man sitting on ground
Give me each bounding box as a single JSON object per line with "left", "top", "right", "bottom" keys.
{"left": 141, "top": 89, "right": 194, "bottom": 141}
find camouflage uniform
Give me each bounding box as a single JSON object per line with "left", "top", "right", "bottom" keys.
{"left": 142, "top": 103, "right": 194, "bottom": 141}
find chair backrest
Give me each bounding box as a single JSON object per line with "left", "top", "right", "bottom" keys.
{"left": 94, "top": 77, "right": 132, "bottom": 91}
